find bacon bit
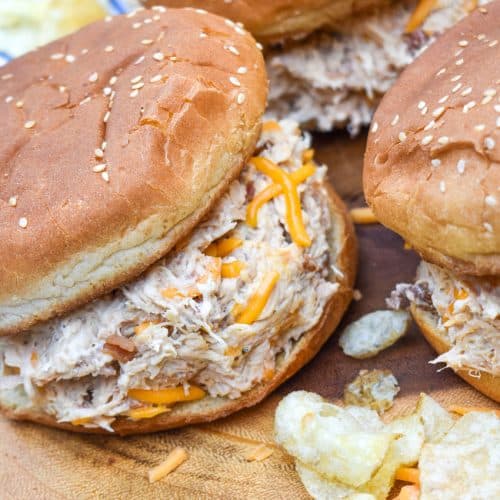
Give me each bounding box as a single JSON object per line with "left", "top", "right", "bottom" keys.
{"left": 262, "top": 120, "right": 281, "bottom": 133}
{"left": 405, "top": 0, "right": 437, "bottom": 33}
{"left": 350, "top": 207, "right": 378, "bottom": 224}
{"left": 103, "top": 335, "right": 137, "bottom": 362}
{"left": 394, "top": 484, "right": 420, "bottom": 500}
{"left": 396, "top": 467, "right": 420, "bottom": 484}
{"left": 148, "top": 447, "right": 188, "bottom": 483}
{"left": 244, "top": 444, "right": 274, "bottom": 462}
{"left": 449, "top": 405, "right": 500, "bottom": 417}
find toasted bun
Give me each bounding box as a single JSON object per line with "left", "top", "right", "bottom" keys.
{"left": 1, "top": 183, "right": 357, "bottom": 434}
{"left": 140, "top": 1, "right": 391, "bottom": 43}
{"left": 364, "top": 4, "right": 500, "bottom": 276}
{"left": 0, "top": 8, "right": 267, "bottom": 336}
{"left": 411, "top": 304, "right": 500, "bottom": 403}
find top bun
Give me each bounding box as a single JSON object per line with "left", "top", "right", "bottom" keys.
{"left": 140, "top": 0, "right": 392, "bottom": 43}
{"left": 0, "top": 7, "right": 267, "bottom": 335}
{"left": 364, "top": 4, "right": 500, "bottom": 276}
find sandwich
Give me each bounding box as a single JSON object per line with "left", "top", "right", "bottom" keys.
{"left": 0, "top": 8, "right": 357, "bottom": 434}
{"left": 142, "top": 0, "right": 490, "bottom": 134}
{"left": 364, "top": 3, "right": 499, "bottom": 401}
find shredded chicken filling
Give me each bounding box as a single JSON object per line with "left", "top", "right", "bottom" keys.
{"left": 0, "top": 120, "right": 340, "bottom": 430}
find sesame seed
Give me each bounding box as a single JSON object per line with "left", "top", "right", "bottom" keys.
{"left": 477, "top": 33, "right": 486, "bottom": 41}
{"left": 484, "top": 222, "right": 493, "bottom": 232}
{"left": 458, "top": 40, "right": 468, "bottom": 47}
{"left": 130, "top": 89, "right": 139, "bottom": 98}
{"left": 131, "top": 75, "right": 143, "bottom": 84}
{"left": 229, "top": 76, "right": 241, "bottom": 87}
{"left": 463, "top": 101, "right": 476, "bottom": 113}
{"left": 452, "top": 83, "right": 462, "bottom": 93}
{"left": 485, "top": 195, "right": 497, "bottom": 206}
{"left": 93, "top": 163, "right": 106, "bottom": 173}
{"left": 418, "top": 101, "right": 426, "bottom": 109}
{"left": 150, "top": 74, "right": 162, "bottom": 83}
{"left": 227, "top": 45, "right": 240, "bottom": 56}
{"left": 489, "top": 40, "right": 498, "bottom": 47}
{"left": 132, "top": 22, "right": 142, "bottom": 29}
{"left": 391, "top": 114, "right": 400, "bottom": 126}
{"left": 88, "top": 72, "right": 98, "bottom": 83}
{"left": 424, "top": 120, "right": 436, "bottom": 131}
{"left": 494, "top": 104, "right": 500, "bottom": 112}
{"left": 421, "top": 106, "right": 428, "bottom": 115}
{"left": 496, "top": 117, "right": 500, "bottom": 128}
{"left": 475, "top": 124, "right": 486, "bottom": 132}
{"left": 104, "top": 45, "right": 114, "bottom": 53}
{"left": 153, "top": 15, "right": 161, "bottom": 21}
{"left": 59, "top": 85, "right": 66, "bottom": 93}
{"left": 224, "top": 18, "right": 235, "bottom": 27}
{"left": 256, "top": 42, "right": 263, "bottom": 51}
{"left": 398, "top": 131, "right": 407, "bottom": 142}
{"left": 456, "top": 159, "right": 466, "bottom": 174}
{"left": 103, "top": 111, "right": 110, "bottom": 123}
{"left": 152, "top": 5, "right": 166, "bottom": 12}
{"left": 421, "top": 135, "right": 433, "bottom": 145}
{"left": 455, "top": 58, "right": 464, "bottom": 66}
{"left": 144, "top": 18, "right": 152, "bottom": 24}
{"left": 24, "top": 120, "right": 36, "bottom": 129}
{"left": 4, "top": 96, "right": 13, "bottom": 103}
{"left": 481, "top": 96, "right": 493, "bottom": 105}
{"left": 18, "top": 217, "right": 28, "bottom": 228}
{"left": 101, "top": 141, "right": 107, "bottom": 150}
{"left": 131, "top": 82, "right": 144, "bottom": 90}
{"left": 141, "top": 39, "right": 154, "bottom": 45}
{"left": 436, "top": 68, "right": 446, "bottom": 76}
{"left": 103, "top": 87, "right": 112, "bottom": 96}
{"left": 431, "top": 159, "right": 441, "bottom": 168}
{"left": 135, "top": 55, "right": 145, "bottom": 65}
{"left": 484, "top": 137, "right": 495, "bottom": 150}
{"left": 80, "top": 96, "right": 91, "bottom": 106}
{"left": 237, "top": 93, "right": 246, "bottom": 104}
{"left": 237, "top": 66, "right": 248, "bottom": 74}
{"left": 81, "top": 48, "right": 89, "bottom": 55}
{"left": 65, "top": 54, "right": 76, "bottom": 63}
{"left": 8, "top": 196, "right": 17, "bottom": 207}
{"left": 199, "top": 32, "right": 208, "bottom": 39}
{"left": 450, "top": 74, "right": 462, "bottom": 82}
{"left": 454, "top": 49, "right": 463, "bottom": 57}
{"left": 439, "top": 181, "right": 446, "bottom": 193}
{"left": 50, "top": 53, "right": 64, "bottom": 60}
{"left": 15, "top": 100, "right": 24, "bottom": 108}
{"left": 153, "top": 52, "right": 164, "bottom": 61}
{"left": 460, "top": 86, "right": 472, "bottom": 96}
{"left": 432, "top": 106, "right": 445, "bottom": 118}
{"left": 94, "top": 148, "right": 104, "bottom": 159}
{"left": 371, "top": 122, "right": 379, "bottom": 133}
{"left": 437, "top": 136, "right": 449, "bottom": 145}
{"left": 109, "top": 76, "right": 118, "bottom": 85}
{"left": 438, "top": 95, "right": 449, "bottom": 104}
{"left": 484, "top": 88, "right": 496, "bottom": 97}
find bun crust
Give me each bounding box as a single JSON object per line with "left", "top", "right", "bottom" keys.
{"left": 141, "top": 0, "right": 391, "bottom": 43}
{"left": 0, "top": 8, "right": 267, "bottom": 335}
{"left": 411, "top": 305, "right": 500, "bottom": 403}
{"left": 364, "top": 4, "right": 500, "bottom": 276}
{"left": 0, "top": 183, "right": 357, "bottom": 434}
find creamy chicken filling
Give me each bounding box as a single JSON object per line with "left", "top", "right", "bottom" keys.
{"left": 0, "top": 120, "right": 341, "bottom": 429}
{"left": 388, "top": 262, "right": 499, "bottom": 377}
{"left": 266, "top": 0, "right": 489, "bottom": 134}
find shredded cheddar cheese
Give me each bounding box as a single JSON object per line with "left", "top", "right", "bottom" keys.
{"left": 405, "top": 0, "right": 437, "bottom": 33}
{"left": 127, "top": 405, "right": 170, "bottom": 421}
{"left": 404, "top": 241, "right": 413, "bottom": 250}
{"left": 302, "top": 148, "right": 315, "bottom": 163}
{"left": 262, "top": 119, "right": 282, "bottom": 132}
{"left": 30, "top": 351, "right": 38, "bottom": 365}
{"left": 465, "top": 0, "right": 478, "bottom": 12}
{"left": 395, "top": 484, "right": 420, "bottom": 500}
{"left": 134, "top": 322, "right": 158, "bottom": 335}
{"left": 205, "top": 237, "right": 243, "bottom": 258}
{"left": 221, "top": 261, "right": 245, "bottom": 278}
{"left": 396, "top": 467, "right": 420, "bottom": 484}
{"left": 128, "top": 385, "right": 206, "bottom": 405}
{"left": 148, "top": 447, "right": 188, "bottom": 483}
{"left": 71, "top": 417, "right": 92, "bottom": 426}
{"left": 224, "top": 346, "right": 243, "bottom": 357}
{"left": 237, "top": 271, "right": 280, "bottom": 325}
{"left": 249, "top": 157, "right": 311, "bottom": 247}
{"left": 449, "top": 405, "right": 500, "bottom": 417}
{"left": 246, "top": 162, "right": 315, "bottom": 228}
{"left": 453, "top": 288, "right": 469, "bottom": 300}
{"left": 350, "top": 207, "right": 378, "bottom": 224}
{"left": 244, "top": 444, "right": 274, "bottom": 462}
{"left": 161, "top": 287, "right": 200, "bottom": 300}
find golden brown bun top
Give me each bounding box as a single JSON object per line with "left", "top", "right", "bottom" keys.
{"left": 0, "top": 7, "right": 267, "bottom": 334}
{"left": 364, "top": 3, "right": 500, "bottom": 276}
{"left": 140, "top": 0, "right": 391, "bottom": 43}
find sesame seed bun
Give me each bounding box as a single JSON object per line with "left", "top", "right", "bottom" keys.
{"left": 411, "top": 304, "right": 500, "bottom": 403}
{"left": 0, "top": 183, "right": 357, "bottom": 434}
{"left": 140, "top": 0, "right": 392, "bottom": 43}
{"left": 363, "top": 3, "right": 500, "bottom": 276}
{"left": 0, "top": 8, "right": 267, "bottom": 336}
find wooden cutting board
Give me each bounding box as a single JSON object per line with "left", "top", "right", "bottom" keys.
{"left": 1, "top": 131, "right": 496, "bottom": 500}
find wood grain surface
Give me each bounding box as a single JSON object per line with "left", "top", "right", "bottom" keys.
{"left": 1, "top": 131, "right": 497, "bottom": 500}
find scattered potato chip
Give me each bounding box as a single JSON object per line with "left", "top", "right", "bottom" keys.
{"left": 344, "top": 369, "right": 400, "bottom": 414}
{"left": 296, "top": 461, "right": 376, "bottom": 500}
{"left": 339, "top": 310, "right": 410, "bottom": 359}
{"left": 415, "top": 393, "right": 454, "bottom": 443}
{"left": 419, "top": 412, "right": 500, "bottom": 499}
{"left": 345, "top": 405, "right": 385, "bottom": 432}
{"left": 275, "top": 391, "right": 395, "bottom": 487}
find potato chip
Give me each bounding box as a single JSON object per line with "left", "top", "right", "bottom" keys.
{"left": 415, "top": 393, "right": 454, "bottom": 443}
{"left": 339, "top": 310, "right": 410, "bottom": 359}
{"left": 296, "top": 461, "right": 376, "bottom": 500}
{"left": 274, "top": 391, "right": 395, "bottom": 487}
{"left": 419, "top": 412, "right": 500, "bottom": 500}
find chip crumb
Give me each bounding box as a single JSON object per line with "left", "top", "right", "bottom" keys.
{"left": 244, "top": 444, "right": 274, "bottom": 462}
{"left": 148, "top": 447, "right": 188, "bottom": 483}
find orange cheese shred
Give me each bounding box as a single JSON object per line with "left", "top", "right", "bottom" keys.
{"left": 134, "top": 321, "right": 158, "bottom": 335}
{"left": 395, "top": 467, "right": 420, "bottom": 485}
{"left": 302, "top": 148, "right": 315, "bottom": 163}
{"left": 394, "top": 484, "right": 420, "bottom": 500}
{"left": 128, "top": 385, "right": 206, "bottom": 405}
{"left": 161, "top": 287, "right": 200, "bottom": 300}
{"left": 236, "top": 271, "right": 280, "bottom": 325}
{"left": 405, "top": 0, "right": 437, "bottom": 33}
{"left": 262, "top": 120, "right": 282, "bottom": 133}
{"left": 71, "top": 417, "right": 92, "bottom": 426}
{"left": 221, "top": 261, "right": 245, "bottom": 278}
{"left": 249, "top": 157, "right": 311, "bottom": 247}
{"left": 246, "top": 162, "right": 315, "bottom": 229}
{"left": 449, "top": 405, "right": 500, "bottom": 417}
{"left": 453, "top": 288, "right": 469, "bottom": 300}
{"left": 205, "top": 237, "right": 243, "bottom": 258}
{"left": 148, "top": 447, "right": 188, "bottom": 483}
{"left": 127, "top": 405, "right": 170, "bottom": 421}
{"left": 350, "top": 207, "right": 378, "bottom": 224}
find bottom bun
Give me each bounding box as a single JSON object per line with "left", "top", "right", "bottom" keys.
{"left": 2, "top": 184, "right": 357, "bottom": 435}
{"left": 411, "top": 305, "right": 500, "bottom": 403}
